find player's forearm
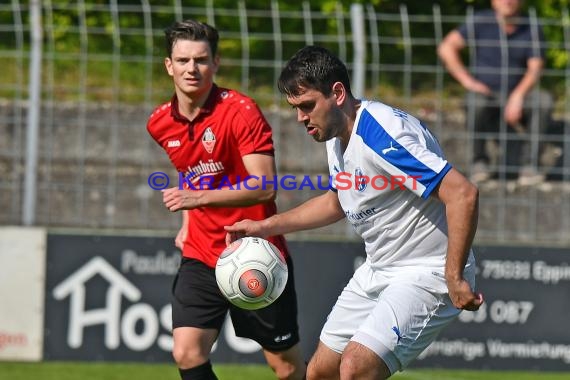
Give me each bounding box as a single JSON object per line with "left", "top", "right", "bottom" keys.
{"left": 263, "top": 191, "right": 345, "bottom": 236}
{"left": 194, "top": 186, "right": 276, "bottom": 208}
{"left": 444, "top": 183, "right": 479, "bottom": 281}
{"left": 188, "top": 174, "right": 277, "bottom": 207}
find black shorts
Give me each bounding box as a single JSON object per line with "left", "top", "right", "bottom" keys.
{"left": 171, "top": 256, "right": 300, "bottom": 351}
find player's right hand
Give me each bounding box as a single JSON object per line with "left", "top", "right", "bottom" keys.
{"left": 225, "top": 230, "right": 245, "bottom": 246}
{"left": 447, "top": 277, "right": 484, "bottom": 311}
{"left": 224, "top": 219, "right": 266, "bottom": 246}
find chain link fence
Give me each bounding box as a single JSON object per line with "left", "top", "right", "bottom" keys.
{"left": 0, "top": 1, "right": 569, "bottom": 245}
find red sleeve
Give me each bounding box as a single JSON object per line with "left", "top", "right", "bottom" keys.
{"left": 146, "top": 102, "right": 171, "bottom": 148}
{"left": 232, "top": 100, "right": 275, "bottom": 157}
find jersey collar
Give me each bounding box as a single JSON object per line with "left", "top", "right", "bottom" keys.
{"left": 169, "top": 84, "right": 220, "bottom": 123}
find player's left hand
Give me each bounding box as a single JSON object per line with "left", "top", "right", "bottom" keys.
{"left": 162, "top": 187, "right": 201, "bottom": 211}
{"left": 447, "top": 277, "right": 484, "bottom": 311}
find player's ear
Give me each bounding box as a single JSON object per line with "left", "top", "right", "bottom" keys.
{"left": 332, "top": 82, "right": 346, "bottom": 105}
{"left": 165, "top": 57, "right": 174, "bottom": 76}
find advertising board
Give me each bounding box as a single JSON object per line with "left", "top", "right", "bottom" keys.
{"left": 0, "top": 227, "right": 46, "bottom": 361}
{"left": 43, "top": 235, "right": 570, "bottom": 370}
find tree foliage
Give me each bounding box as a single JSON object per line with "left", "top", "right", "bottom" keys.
{"left": 1, "top": 0, "right": 568, "bottom": 92}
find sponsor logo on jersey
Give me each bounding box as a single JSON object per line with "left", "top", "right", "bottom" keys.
{"left": 202, "top": 127, "right": 216, "bottom": 153}
{"left": 167, "top": 140, "right": 181, "bottom": 148}
{"left": 182, "top": 159, "right": 225, "bottom": 186}
{"left": 345, "top": 207, "right": 378, "bottom": 223}
{"left": 354, "top": 167, "right": 367, "bottom": 192}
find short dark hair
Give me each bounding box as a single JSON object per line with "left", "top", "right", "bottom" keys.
{"left": 278, "top": 46, "right": 352, "bottom": 97}
{"left": 164, "top": 19, "right": 219, "bottom": 57}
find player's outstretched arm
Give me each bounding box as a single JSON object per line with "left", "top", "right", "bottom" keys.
{"left": 432, "top": 167, "right": 484, "bottom": 311}
{"left": 225, "top": 190, "right": 345, "bottom": 242}
{"left": 163, "top": 153, "right": 278, "bottom": 211}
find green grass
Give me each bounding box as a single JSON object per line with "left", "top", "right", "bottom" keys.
{"left": 1, "top": 362, "right": 569, "bottom": 380}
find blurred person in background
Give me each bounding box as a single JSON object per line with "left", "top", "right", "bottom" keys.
{"left": 438, "top": 0, "right": 552, "bottom": 184}
{"left": 226, "top": 46, "right": 483, "bottom": 380}
{"left": 146, "top": 19, "right": 306, "bottom": 380}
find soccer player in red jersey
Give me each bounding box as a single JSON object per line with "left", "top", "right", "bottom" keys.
{"left": 147, "top": 19, "right": 306, "bottom": 380}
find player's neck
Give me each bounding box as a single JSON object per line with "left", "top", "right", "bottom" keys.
{"left": 339, "top": 99, "right": 360, "bottom": 152}
{"left": 176, "top": 87, "right": 212, "bottom": 121}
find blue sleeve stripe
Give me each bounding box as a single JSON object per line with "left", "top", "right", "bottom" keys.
{"left": 421, "top": 163, "right": 452, "bottom": 199}
{"left": 357, "top": 109, "right": 446, "bottom": 194}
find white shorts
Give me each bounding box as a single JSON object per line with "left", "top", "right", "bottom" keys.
{"left": 319, "top": 261, "right": 475, "bottom": 374}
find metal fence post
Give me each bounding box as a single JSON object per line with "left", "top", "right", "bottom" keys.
{"left": 350, "top": 3, "right": 365, "bottom": 99}
{"left": 22, "top": 0, "right": 42, "bottom": 226}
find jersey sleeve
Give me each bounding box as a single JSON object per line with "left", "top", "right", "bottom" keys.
{"left": 232, "top": 99, "right": 275, "bottom": 157}
{"left": 372, "top": 132, "right": 451, "bottom": 199}
{"left": 146, "top": 102, "right": 174, "bottom": 150}
{"left": 358, "top": 107, "right": 451, "bottom": 199}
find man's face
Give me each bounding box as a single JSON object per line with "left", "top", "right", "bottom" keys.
{"left": 492, "top": 0, "right": 521, "bottom": 18}
{"left": 165, "top": 39, "right": 219, "bottom": 99}
{"left": 286, "top": 86, "right": 345, "bottom": 143}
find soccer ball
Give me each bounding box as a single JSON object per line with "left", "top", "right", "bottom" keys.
{"left": 215, "top": 236, "right": 288, "bottom": 310}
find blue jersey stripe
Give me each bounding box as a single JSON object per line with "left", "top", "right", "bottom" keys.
{"left": 356, "top": 109, "right": 446, "bottom": 196}
{"left": 422, "top": 163, "right": 452, "bottom": 198}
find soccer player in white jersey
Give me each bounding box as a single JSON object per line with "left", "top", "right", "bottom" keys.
{"left": 225, "top": 46, "right": 484, "bottom": 379}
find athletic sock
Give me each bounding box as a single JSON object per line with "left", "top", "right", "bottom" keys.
{"left": 178, "top": 360, "right": 218, "bottom": 380}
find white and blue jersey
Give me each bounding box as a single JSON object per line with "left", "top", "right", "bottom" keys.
{"left": 328, "top": 100, "right": 474, "bottom": 277}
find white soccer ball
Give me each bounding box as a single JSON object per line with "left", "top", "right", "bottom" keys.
{"left": 215, "top": 236, "right": 288, "bottom": 310}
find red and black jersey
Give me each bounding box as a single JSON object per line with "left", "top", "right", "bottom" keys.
{"left": 147, "top": 85, "right": 289, "bottom": 268}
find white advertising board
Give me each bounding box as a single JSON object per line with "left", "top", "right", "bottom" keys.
{"left": 0, "top": 227, "right": 46, "bottom": 361}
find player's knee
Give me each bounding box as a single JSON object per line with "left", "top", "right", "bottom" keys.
{"left": 171, "top": 347, "right": 189, "bottom": 368}
{"left": 339, "top": 352, "right": 361, "bottom": 378}
{"left": 306, "top": 359, "right": 333, "bottom": 380}
{"left": 339, "top": 351, "right": 390, "bottom": 379}
{"left": 305, "top": 361, "right": 318, "bottom": 380}
{"left": 172, "top": 345, "right": 207, "bottom": 369}
{"left": 267, "top": 356, "right": 305, "bottom": 380}
{"left": 264, "top": 345, "right": 306, "bottom": 380}
{"left": 268, "top": 361, "right": 294, "bottom": 380}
